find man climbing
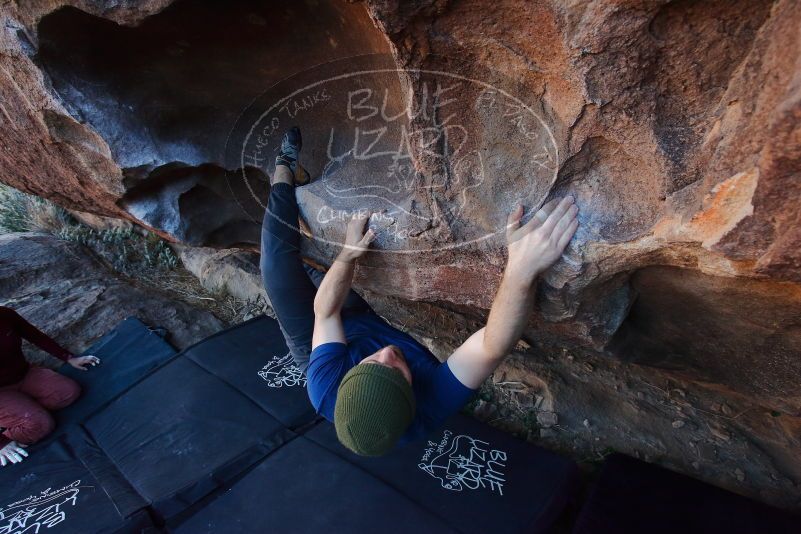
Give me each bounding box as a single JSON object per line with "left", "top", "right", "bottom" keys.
{"left": 0, "top": 307, "right": 100, "bottom": 466}
{"left": 261, "top": 127, "right": 578, "bottom": 456}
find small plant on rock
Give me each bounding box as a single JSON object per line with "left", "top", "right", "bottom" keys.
{"left": 0, "top": 184, "right": 73, "bottom": 234}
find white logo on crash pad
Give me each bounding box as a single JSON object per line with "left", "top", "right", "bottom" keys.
{"left": 0, "top": 479, "right": 82, "bottom": 533}
{"left": 418, "top": 430, "right": 508, "bottom": 495}
{"left": 258, "top": 353, "right": 306, "bottom": 388}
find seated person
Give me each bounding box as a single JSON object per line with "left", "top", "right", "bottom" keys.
{"left": 261, "top": 127, "right": 578, "bottom": 456}
{"left": 0, "top": 306, "right": 100, "bottom": 466}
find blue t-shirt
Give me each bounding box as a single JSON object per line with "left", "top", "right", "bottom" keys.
{"left": 307, "top": 312, "right": 476, "bottom": 443}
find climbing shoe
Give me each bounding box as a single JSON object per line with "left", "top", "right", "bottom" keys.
{"left": 275, "top": 126, "right": 311, "bottom": 185}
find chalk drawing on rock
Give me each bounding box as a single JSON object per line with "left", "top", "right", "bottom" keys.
{"left": 258, "top": 353, "right": 306, "bottom": 388}
{"left": 0, "top": 479, "right": 83, "bottom": 533}
{"left": 418, "top": 430, "right": 508, "bottom": 495}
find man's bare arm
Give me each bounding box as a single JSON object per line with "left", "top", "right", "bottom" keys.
{"left": 447, "top": 197, "right": 579, "bottom": 389}
{"left": 312, "top": 214, "right": 375, "bottom": 348}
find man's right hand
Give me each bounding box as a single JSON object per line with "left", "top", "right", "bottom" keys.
{"left": 313, "top": 212, "right": 375, "bottom": 348}
{"left": 0, "top": 441, "right": 28, "bottom": 467}
{"left": 339, "top": 212, "right": 376, "bottom": 263}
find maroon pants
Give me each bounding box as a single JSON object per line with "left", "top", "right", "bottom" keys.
{"left": 0, "top": 367, "right": 81, "bottom": 445}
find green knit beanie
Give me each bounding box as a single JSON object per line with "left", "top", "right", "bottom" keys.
{"left": 334, "top": 363, "right": 415, "bottom": 457}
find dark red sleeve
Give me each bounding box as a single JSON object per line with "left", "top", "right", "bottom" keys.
{"left": 7, "top": 308, "right": 73, "bottom": 362}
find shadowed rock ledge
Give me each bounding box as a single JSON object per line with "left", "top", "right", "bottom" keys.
{"left": 0, "top": 233, "right": 223, "bottom": 354}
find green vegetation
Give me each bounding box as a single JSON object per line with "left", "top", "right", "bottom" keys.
{"left": 0, "top": 184, "right": 246, "bottom": 325}
{"left": 0, "top": 185, "right": 72, "bottom": 234}
{"left": 56, "top": 225, "right": 179, "bottom": 274}
{"left": 0, "top": 184, "right": 179, "bottom": 273}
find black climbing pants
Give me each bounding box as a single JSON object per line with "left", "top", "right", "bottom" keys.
{"left": 260, "top": 182, "right": 371, "bottom": 373}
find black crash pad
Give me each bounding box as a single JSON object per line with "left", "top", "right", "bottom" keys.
{"left": 0, "top": 432, "right": 152, "bottom": 534}
{"left": 572, "top": 453, "right": 801, "bottom": 534}
{"left": 183, "top": 316, "right": 316, "bottom": 429}
{"left": 84, "top": 356, "right": 295, "bottom": 521}
{"left": 56, "top": 316, "right": 176, "bottom": 432}
{"left": 304, "top": 414, "right": 579, "bottom": 534}
{"left": 173, "top": 436, "right": 458, "bottom": 534}
{"left": 11, "top": 314, "right": 580, "bottom": 533}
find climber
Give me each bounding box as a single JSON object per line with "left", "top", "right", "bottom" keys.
{"left": 261, "top": 127, "right": 578, "bottom": 456}
{"left": 0, "top": 306, "right": 100, "bottom": 467}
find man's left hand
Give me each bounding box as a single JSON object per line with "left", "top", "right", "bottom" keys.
{"left": 505, "top": 196, "right": 579, "bottom": 286}
{"left": 68, "top": 355, "right": 101, "bottom": 371}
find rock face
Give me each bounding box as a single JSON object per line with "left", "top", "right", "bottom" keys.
{"left": 0, "top": 0, "right": 391, "bottom": 244}
{"left": 1, "top": 0, "right": 800, "bottom": 507}
{"left": 0, "top": 233, "right": 223, "bottom": 354}
{"left": 178, "top": 246, "right": 268, "bottom": 305}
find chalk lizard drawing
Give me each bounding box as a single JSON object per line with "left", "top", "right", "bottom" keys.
{"left": 0, "top": 480, "right": 84, "bottom": 533}
{"left": 418, "top": 431, "right": 508, "bottom": 495}
{"left": 258, "top": 353, "right": 306, "bottom": 388}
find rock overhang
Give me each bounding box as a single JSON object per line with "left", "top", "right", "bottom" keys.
{"left": 0, "top": 0, "right": 798, "bottom": 415}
